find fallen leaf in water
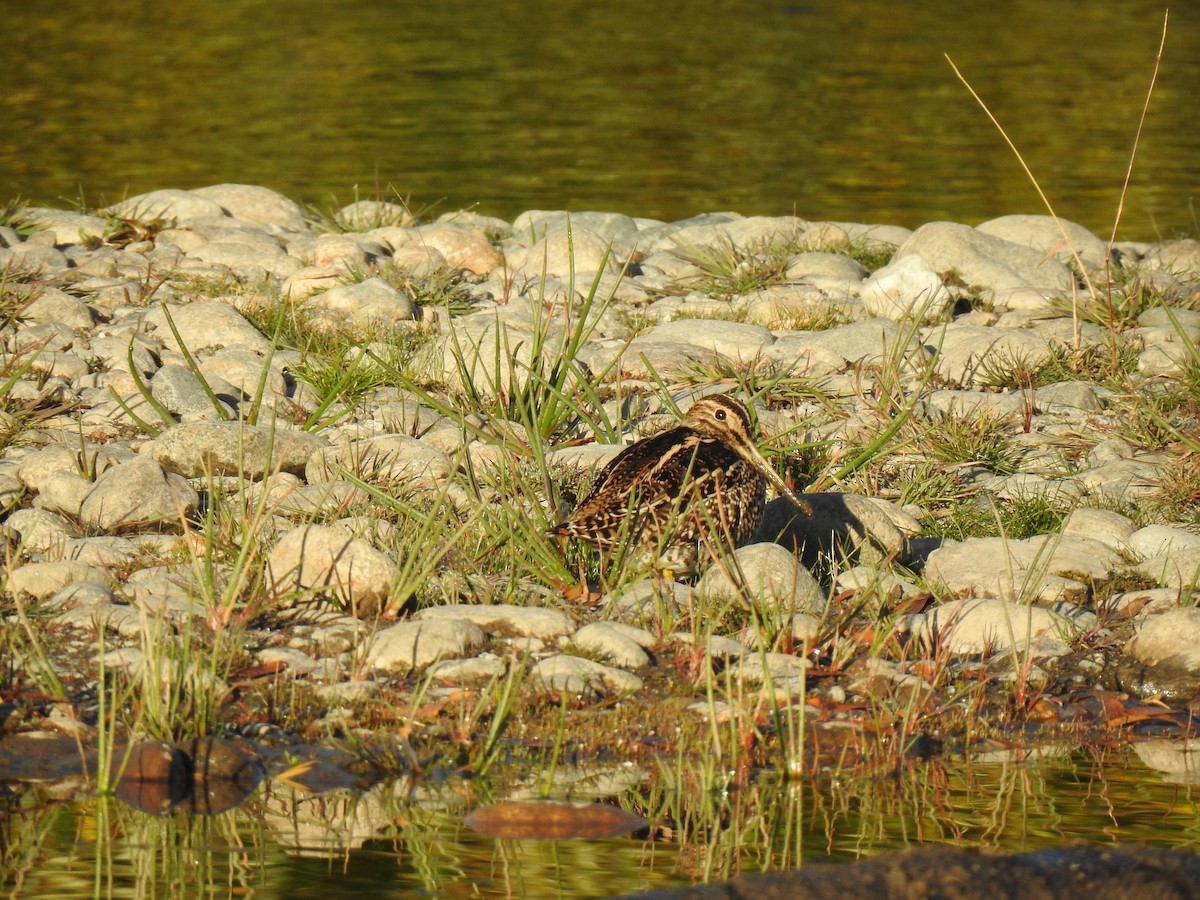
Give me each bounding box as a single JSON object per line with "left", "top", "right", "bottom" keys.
{"left": 465, "top": 800, "right": 646, "bottom": 840}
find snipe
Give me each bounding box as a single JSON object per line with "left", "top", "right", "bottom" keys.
{"left": 550, "top": 394, "right": 807, "bottom": 579}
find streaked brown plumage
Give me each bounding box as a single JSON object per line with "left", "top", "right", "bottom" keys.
{"left": 550, "top": 394, "right": 806, "bottom": 578}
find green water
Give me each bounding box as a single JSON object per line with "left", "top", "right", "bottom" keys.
{"left": 1, "top": 1, "right": 1196, "bottom": 238}
{"left": 4, "top": 745, "right": 1200, "bottom": 897}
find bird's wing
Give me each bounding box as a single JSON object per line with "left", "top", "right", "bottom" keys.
{"left": 570, "top": 430, "right": 743, "bottom": 521}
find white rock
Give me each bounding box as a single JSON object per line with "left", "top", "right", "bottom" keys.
{"left": 696, "top": 542, "right": 825, "bottom": 613}
{"left": 573, "top": 622, "right": 651, "bottom": 670}
{"left": 1127, "top": 608, "right": 1200, "bottom": 673}
{"left": 860, "top": 255, "right": 954, "bottom": 323}
{"left": 1129, "top": 525, "right": 1200, "bottom": 559}
{"left": 904, "top": 597, "right": 1075, "bottom": 657}
{"left": 529, "top": 654, "right": 644, "bottom": 697}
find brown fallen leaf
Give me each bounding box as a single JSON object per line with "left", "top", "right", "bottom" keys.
{"left": 230, "top": 661, "right": 288, "bottom": 683}
{"left": 465, "top": 800, "right": 646, "bottom": 840}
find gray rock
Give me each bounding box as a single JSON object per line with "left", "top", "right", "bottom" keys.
{"left": 106, "top": 189, "right": 227, "bottom": 223}
{"left": 79, "top": 458, "right": 199, "bottom": 530}
{"left": 1061, "top": 508, "right": 1136, "bottom": 551}
{"left": 924, "top": 534, "right": 1127, "bottom": 603}
{"left": 255, "top": 647, "right": 322, "bottom": 676}
{"left": 148, "top": 422, "right": 328, "bottom": 479}
{"left": 189, "top": 183, "right": 307, "bottom": 232}
{"left": 930, "top": 323, "right": 1053, "bottom": 389}
{"left": 31, "top": 469, "right": 93, "bottom": 518}
{"left": 16, "top": 444, "right": 85, "bottom": 492}
{"left": 22, "top": 209, "right": 109, "bottom": 246}
{"left": 429, "top": 655, "right": 508, "bottom": 685}
{"left": 1075, "top": 457, "right": 1164, "bottom": 504}
{"left": 415, "top": 603, "right": 575, "bottom": 641}
{"left": 0, "top": 243, "right": 68, "bottom": 271}
{"left": 142, "top": 300, "right": 271, "bottom": 355}
{"left": 270, "top": 481, "right": 368, "bottom": 519}
{"left": 63, "top": 536, "right": 139, "bottom": 567}
{"left": 306, "top": 434, "right": 452, "bottom": 486}
{"left": 23, "top": 287, "right": 96, "bottom": 329}
{"left": 150, "top": 364, "right": 238, "bottom": 418}
{"left": 282, "top": 266, "right": 345, "bottom": 301}
{"left": 47, "top": 580, "right": 117, "bottom": 609}
{"left": 511, "top": 210, "right": 640, "bottom": 243}
{"left": 335, "top": 200, "right": 414, "bottom": 230}
{"left": 198, "top": 348, "right": 289, "bottom": 399}
{"left": 1127, "top": 608, "right": 1200, "bottom": 672}
{"left": 0, "top": 473, "right": 22, "bottom": 513}
{"left": 757, "top": 493, "right": 909, "bottom": 567}
{"left": 608, "top": 579, "right": 696, "bottom": 619}
{"left": 727, "top": 652, "right": 811, "bottom": 689}
{"left": 187, "top": 233, "right": 300, "bottom": 279}
{"left": 696, "top": 542, "right": 825, "bottom": 613}
{"left": 506, "top": 227, "right": 629, "bottom": 278}
{"left": 267, "top": 524, "right": 397, "bottom": 616}
{"left": 407, "top": 224, "right": 504, "bottom": 275}
{"left": 53, "top": 603, "right": 141, "bottom": 635}
{"left": 1129, "top": 525, "right": 1200, "bottom": 559}
{"left": 1139, "top": 548, "right": 1200, "bottom": 591}
{"left": 734, "top": 284, "right": 854, "bottom": 330}
{"left": 8, "top": 560, "right": 109, "bottom": 599}
{"left": 311, "top": 277, "right": 419, "bottom": 327}
{"left": 766, "top": 318, "right": 926, "bottom": 373}
{"left": 976, "top": 214, "right": 1109, "bottom": 270}
{"left": 894, "top": 221, "right": 1074, "bottom": 305}
{"left": 367, "top": 618, "right": 487, "bottom": 675}
{"left": 4, "top": 509, "right": 72, "bottom": 555}
{"left": 632, "top": 319, "right": 774, "bottom": 364}
{"left": 529, "top": 654, "right": 644, "bottom": 697}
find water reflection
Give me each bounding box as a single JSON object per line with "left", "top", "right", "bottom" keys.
{"left": 0, "top": 2, "right": 1196, "bottom": 238}
{"left": 5, "top": 743, "right": 1200, "bottom": 897}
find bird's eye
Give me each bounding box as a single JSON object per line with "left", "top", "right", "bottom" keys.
{"left": 715, "top": 409, "right": 726, "bottom": 420}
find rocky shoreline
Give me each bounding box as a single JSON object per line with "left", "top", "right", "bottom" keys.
{"left": 2, "top": 182, "right": 1200, "bottom": 802}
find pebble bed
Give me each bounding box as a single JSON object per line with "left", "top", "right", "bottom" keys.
{"left": 3, "top": 182, "right": 1200, "bottom": 786}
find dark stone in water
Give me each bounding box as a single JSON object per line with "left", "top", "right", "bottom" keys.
{"left": 625, "top": 845, "right": 1200, "bottom": 899}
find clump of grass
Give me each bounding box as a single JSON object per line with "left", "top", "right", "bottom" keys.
{"left": 772, "top": 303, "right": 857, "bottom": 332}
{"left": 673, "top": 233, "right": 797, "bottom": 299}
{"left": 0, "top": 198, "right": 39, "bottom": 237}
{"left": 916, "top": 410, "right": 1022, "bottom": 476}
{"left": 926, "top": 493, "right": 1070, "bottom": 541}
{"left": 1025, "top": 341, "right": 1139, "bottom": 388}
{"left": 1150, "top": 453, "right": 1200, "bottom": 525}
{"left": 796, "top": 226, "right": 896, "bottom": 272}
{"left": 306, "top": 185, "right": 428, "bottom": 232}
{"left": 88, "top": 209, "right": 170, "bottom": 249}
{"left": 349, "top": 260, "right": 478, "bottom": 316}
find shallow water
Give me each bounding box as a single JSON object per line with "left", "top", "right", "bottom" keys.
{"left": 1, "top": 1, "right": 1197, "bottom": 238}
{"left": 4, "top": 743, "right": 1200, "bottom": 897}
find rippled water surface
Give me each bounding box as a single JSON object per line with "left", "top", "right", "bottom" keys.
{"left": 2, "top": 1, "right": 1197, "bottom": 238}
{"left": 5, "top": 745, "right": 1200, "bottom": 897}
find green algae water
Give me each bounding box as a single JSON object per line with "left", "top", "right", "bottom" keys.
{"left": 0, "top": 1, "right": 1196, "bottom": 239}
{"left": 4, "top": 745, "right": 1200, "bottom": 897}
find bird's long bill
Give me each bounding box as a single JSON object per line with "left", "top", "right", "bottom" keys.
{"left": 741, "top": 442, "right": 808, "bottom": 511}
